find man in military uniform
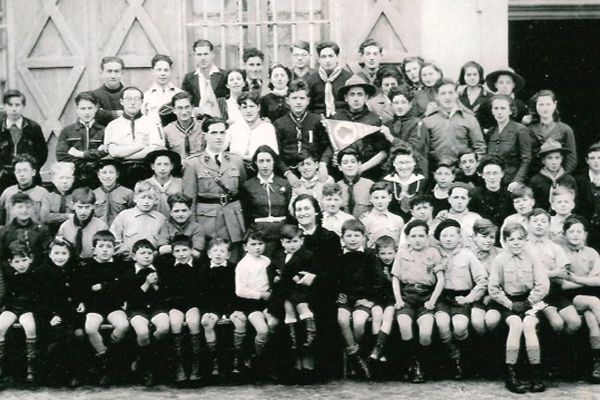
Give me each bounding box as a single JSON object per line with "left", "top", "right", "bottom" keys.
{"left": 182, "top": 117, "right": 246, "bottom": 261}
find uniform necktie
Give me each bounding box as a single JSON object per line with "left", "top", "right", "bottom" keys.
{"left": 344, "top": 176, "right": 359, "bottom": 214}
{"left": 214, "top": 154, "right": 221, "bottom": 167}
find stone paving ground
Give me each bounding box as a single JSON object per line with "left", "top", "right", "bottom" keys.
{"left": 1, "top": 381, "right": 599, "bottom": 400}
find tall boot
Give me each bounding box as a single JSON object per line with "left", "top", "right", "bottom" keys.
{"left": 411, "top": 343, "right": 426, "bottom": 384}
{"left": 189, "top": 334, "right": 202, "bottom": 382}
{"left": 370, "top": 331, "right": 388, "bottom": 361}
{"left": 96, "top": 351, "right": 110, "bottom": 387}
{"left": 287, "top": 323, "right": 298, "bottom": 350}
{"left": 173, "top": 334, "right": 187, "bottom": 383}
{"left": 592, "top": 351, "right": 600, "bottom": 383}
{"left": 141, "top": 345, "right": 155, "bottom": 387}
{"left": 303, "top": 318, "right": 316, "bottom": 348}
{"left": 232, "top": 330, "right": 246, "bottom": 375}
{"left": 206, "top": 341, "right": 219, "bottom": 377}
{"left": 442, "top": 337, "right": 463, "bottom": 380}
{"left": 348, "top": 346, "right": 371, "bottom": 380}
{"left": 529, "top": 364, "right": 546, "bottom": 392}
{"left": 25, "top": 338, "right": 37, "bottom": 384}
{"left": 505, "top": 364, "right": 527, "bottom": 394}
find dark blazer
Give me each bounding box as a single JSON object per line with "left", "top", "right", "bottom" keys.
{"left": 529, "top": 121, "right": 577, "bottom": 174}
{"left": 55, "top": 120, "right": 107, "bottom": 164}
{"left": 486, "top": 119, "right": 532, "bottom": 184}
{"left": 181, "top": 69, "right": 228, "bottom": 107}
{"left": 0, "top": 115, "right": 47, "bottom": 170}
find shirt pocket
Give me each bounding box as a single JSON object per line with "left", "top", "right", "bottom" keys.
{"left": 94, "top": 198, "right": 107, "bottom": 217}
{"left": 196, "top": 203, "right": 217, "bottom": 217}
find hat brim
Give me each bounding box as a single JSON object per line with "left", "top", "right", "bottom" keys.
{"left": 485, "top": 70, "right": 526, "bottom": 93}
{"left": 538, "top": 148, "right": 571, "bottom": 158}
{"left": 95, "top": 158, "right": 123, "bottom": 171}
{"left": 336, "top": 83, "right": 377, "bottom": 101}
{"left": 145, "top": 149, "right": 182, "bottom": 166}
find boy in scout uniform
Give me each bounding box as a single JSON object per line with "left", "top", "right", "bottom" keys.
{"left": 182, "top": 117, "right": 246, "bottom": 262}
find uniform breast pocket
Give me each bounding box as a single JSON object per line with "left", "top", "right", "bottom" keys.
{"left": 196, "top": 203, "right": 218, "bottom": 217}
{"left": 503, "top": 265, "right": 519, "bottom": 282}
{"left": 452, "top": 262, "right": 471, "bottom": 281}
{"left": 123, "top": 225, "right": 138, "bottom": 239}
{"left": 95, "top": 199, "right": 107, "bottom": 217}
{"left": 455, "top": 124, "right": 469, "bottom": 140}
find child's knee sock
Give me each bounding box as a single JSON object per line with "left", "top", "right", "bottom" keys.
{"left": 506, "top": 346, "right": 520, "bottom": 365}
{"left": 255, "top": 334, "right": 268, "bottom": 356}
{"left": 234, "top": 329, "right": 246, "bottom": 352}
{"left": 526, "top": 346, "right": 541, "bottom": 365}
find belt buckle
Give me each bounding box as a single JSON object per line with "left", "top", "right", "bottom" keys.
{"left": 219, "top": 194, "right": 228, "bottom": 206}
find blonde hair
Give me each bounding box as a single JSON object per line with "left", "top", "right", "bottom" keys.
{"left": 134, "top": 180, "right": 158, "bottom": 196}
{"left": 50, "top": 162, "right": 75, "bottom": 182}
{"left": 549, "top": 185, "right": 575, "bottom": 204}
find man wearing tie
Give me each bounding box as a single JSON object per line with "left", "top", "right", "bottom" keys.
{"left": 182, "top": 117, "right": 246, "bottom": 262}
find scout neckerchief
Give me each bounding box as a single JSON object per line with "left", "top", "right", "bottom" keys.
{"left": 289, "top": 111, "right": 308, "bottom": 155}
{"left": 122, "top": 111, "right": 143, "bottom": 140}
{"left": 176, "top": 118, "right": 195, "bottom": 155}
{"left": 318, "top": 65, "right": 343, "bottom": 117}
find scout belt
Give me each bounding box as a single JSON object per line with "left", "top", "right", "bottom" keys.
{"left": 254, "top": 216, "right": 286, "bottom": 223}
{"left": 197, "top": 194, "right": 239, "bottom": 205}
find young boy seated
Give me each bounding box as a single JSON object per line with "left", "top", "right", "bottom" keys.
{"left": 336, "top": 219, "right": 381, "bottom": 380}
{"left": 527, "top": 208, "right": 581, "bottom": 335}
{"left": 0, "top": 241, "right": 42, "bottom": 383}
{"left": 200, "top": 238, "right": 247, "bottom": 375}
{"left": 45, "top": 162, "right": 76, "bottom": 234}
{"left": 111, "top": 181, "right": 167, "bottom": 257}
{"left": 235, "top": 227, "right": 278, "bottom": 370}
{"left": 392, "top": 220, "right": 444, "bottom": 383}
{"left": 288, "top": 149, "right": 334, "bottom": 212}
{"left": 58, "top": 187, "right": 108, "bottom": 259}
{"left": 360, "top": 182, "right": 404, "bottom": 248}
{"left": 529, "top": 138, "right": 576, "bottom": 212}
{"left": 157, "top": 193, "right": 205, "bottom": 259}
{"left": 158, "top": 234, "right": 203, "bottom": 382}
{"left": 500, "top": 184, "right": 535, "bottom": 244}
{"left": 369, "top": 236, "right": 397, "bottom": 363}
{"left": 433, "top": 219, "right": 487, "bottom": 380}
{"left": 454, "top": 149, "right": 483, "bottom": 188}
{"left": 431, "top": 182, "right": 482, "bottom": 245}
{"left": 427, "top": 161, "right": 455, "bottom": 217}
{"left": 336, "top": 149, "right": 374, "bottom": 219}
{"left": 549, "top": 185, "right": 576, "bottom": 246}
{"left": 320, "top": 182, "right": 354, "bottom": 237}
{"left": 470, "top": 156, "right": 514, "bottom": 229}
{"left": 122, "top": 239, "right": 170, "bottom": 386}
{"left": 80, "top": 230, "right": 129, "bottom": 386}
{"left": 488, "top": 222, "right": 549, "bottom": 393}
{"left": 144, "top": 149, "right": 183, "bottom": 218}
{"left": 93, "top": 159, "right": 134, "bottom": 226}
{"left": 0, "top": 192, "right": 51, "bottom": 262}
{"left": 268, "top": 225, "right": 318, "bottom": 370}
{"left": 0, "top": 154, "right": 49, "bottom": 225}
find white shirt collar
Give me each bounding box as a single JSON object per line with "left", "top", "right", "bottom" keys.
{"left": 135, "top": 264, "right": 156, "bottom": 274}
{"left": 299, "top": 224, "right": 317, "bottom": 235}
{"left": 6, "top": 117, "right": 23, "bottom": 129}
{"left": 258, "top": 174, "right": 274, "bottom": 185}
{"left": 343, "top": 247, "right": 365, "bottom": 254}
{"left": 149, "top": 82, "right": 178, "bottom": 93}
{"left": 195, "top": 64, "right": 220, "bottom": 77}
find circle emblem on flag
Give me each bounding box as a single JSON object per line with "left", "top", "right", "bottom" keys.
{"left": 334, "top": 121, "right": 358, "bottom": 147}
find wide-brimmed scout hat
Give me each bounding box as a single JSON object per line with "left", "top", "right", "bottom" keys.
{"left": 538, "top": 138, "right": 570, "bottom": 158}
{"left": 145, "top": 149, "right": 182, "bottom": 175}
{"left": 336, "top": 74, "right": 377, "bottom": 100}
{"left": 485, "top": 67, "right": 526, "bottom": 93}
{"left": 94, "top": 158, "right": 123, "bottom": 172}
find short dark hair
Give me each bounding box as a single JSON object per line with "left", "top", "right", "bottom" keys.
{"left": 337, "top": 148, "right": 360, "bottom": 166}
{"left": 74, "top": 91, "right": 99, "bottom": 106}
{"left": 401, "top": 56, "right": 424, "bottom": 76}
{"left": 243, "top": 47, "right": 264, "bottom": 63}
{"left": 202, "top": 116, "right": 228, "bottom": 132}
{"left": 171, "top": 234, "right": 192, "bottom": 249}
{"left": 132, "top": 239, "right": 156, "bottom": 254}
{"left": 385, "top": 144, "right": 416, "bottom": 175}
{"left": 72, "top": 187, "right": 96, "bottom": 205}
{"left": 288, "top": 79, "right": 310, "bottom": 96}
{"left": 458, "top": 61, "right": 484, "bottom": 86}
{"left": 527, "top": 207, "right": 551, "bottom": 221}
{"left": 8, "top": 240, "right": 31, "bottom": 259}
{"left": 529, "top": 90, "right": 560, "bottom": 123}
{"left": 369, "top": 181, "right": 391, "bottom": 195}
{"left": 193, "top": 39, "right": 214, "bottom": 51}
{"left": 375, "top": 235, "right": 396, "bottom": 252}
{"left": 510, "top": 185, "right": 534, "bottom": 201}
{"left": 322, "top": 182, "right": 343, "bottom": 198}
{"left": 151, "top": 54, "right": 173, "bottom": 68}
{"left": 472, "top": 218, "right": 498, "bottom": 236}
{"left": 10, "top": 192, "right": 33, "bottom": 207}
{"left": 434, "top": 77, "right": 456, "bottom": 93}
{"left": 502, "top": 222, "right": 528, "bottom": 240}
{"left": 224, "top": 68, "right": 248, "bottom": 95}
{"left": 100, "top": 56, "right": 124, "bottom": 69}
{"left": 121, "top": 86, "right": 144, "bottom": 99}
{"left": 477, "top": 155, "right": 505, "bottom": 174}
{"left": 49, "top": 235, "right": 74, "bottom": 256}
{"left": 298, "top": 148, "right": 319, "bottom": 163}
{"left": 12, "top": 154, "right": 37, "bottom": 170}
{"left": 316, "top": 40, "right": 340, "bottom": 56}
{"left": 237, "top": 91, "right": 261, "bottom": 107}
{"left": 167, "top": 193, "right": 192, "bottom": 209}
{"left": 280, "top": 224, "right": 302, "bottom": 240}
{"left": 409, "top": 195, "right": 434, "bottom": 209}
{"left": 387, "top": 84, "right": 414, "bottom": 102}
{"left": 359, "top": 38, "right": 382, "bottom": 54}
{"left": 341, "top": 219, "right": 366, "bottom": 235}
{"left": 293, "top": 194, "right": 322, "bottom": 225}
{"left": 207, "top": 237, "right": 230, "bottom": 252}
{"left": 375, "top": 66, "right": 404, "bottom": 89}
{"left": 3, "top": 89, "right": 26, "bottom": 106}
{"left": 92, "top": 230, "right": 116, "bottom": 247}
{"left": 171, "top": 91, "right": 193, "bottom": 107}
{"left": 243, "top": 225, "right": 266, "bottom": 244}
{"left": 252, "top": 145, "right": 279, "bottom": 169}
{"left": 563, "top": 215, "right": 589, "bottom": 233}
{"left": 291, "top": 40, "right": 310, "bottom": 52}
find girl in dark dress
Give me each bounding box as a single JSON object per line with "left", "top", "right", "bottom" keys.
{"left": 457, "top": 61, "right": 492, "bottom": 129}
{"left": 260, "top": 64, "right": 292, "bottom": 123}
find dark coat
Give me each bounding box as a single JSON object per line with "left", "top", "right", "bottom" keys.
{"left": 55, "top": 120, "right": 107, "bottom": 164}
{"left": 0, "top": 115, "right": 47, "bottom": 171}
{"left": 305, "top": 69, "right": 353, "bottom": 117}
{"left": 199, "top": 261, "right": 240, "bottom": 315}
{"left": 181, "top": 70, "right": 228, "bottom": 107}
{"left": 79, "top": 258, "right": 126, "bottom": 313}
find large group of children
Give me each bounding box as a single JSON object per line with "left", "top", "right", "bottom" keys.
{"left": 0, "top": 35, "right": 598, "bottom": 394}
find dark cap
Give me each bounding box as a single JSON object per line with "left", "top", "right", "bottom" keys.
{"left": 433, "top": 218, "right": 461, "bottom": 241}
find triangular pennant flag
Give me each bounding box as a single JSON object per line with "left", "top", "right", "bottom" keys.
{"left": 322, "top": 118, "right": 381, "bottom": 151}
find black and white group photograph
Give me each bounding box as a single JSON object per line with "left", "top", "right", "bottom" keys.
{"left": 0, "top": 0, "right": 598, "bottom": 398}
